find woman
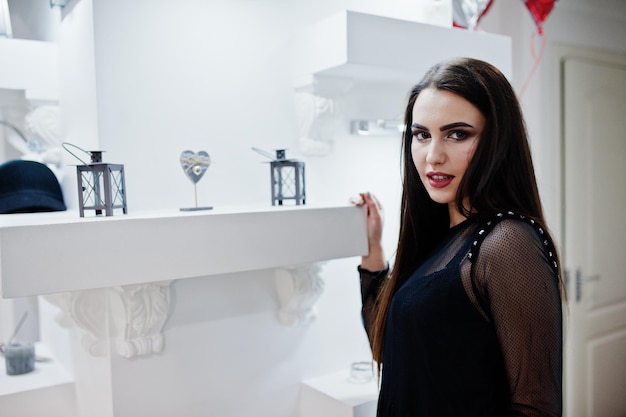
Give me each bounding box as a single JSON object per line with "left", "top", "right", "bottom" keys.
{"left": 354, "top": 58, "right": 563, "bottom": 416}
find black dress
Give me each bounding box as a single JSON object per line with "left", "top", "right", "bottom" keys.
{"left": 359, "top": 214, "right": 562, "bottom": 417}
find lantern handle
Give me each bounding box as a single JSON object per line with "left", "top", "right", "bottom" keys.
{"left": 251, "top": 147, "right": 277, "bottom": 161}
{"left": 252, "top": 147, "right": 292, "bottom": 161}
{"left": 62, "top": 142, "right": 92, "bottom": 165}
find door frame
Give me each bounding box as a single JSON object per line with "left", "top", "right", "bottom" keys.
{"left": 551, "top": 43, "right": 626, "bottom": 416}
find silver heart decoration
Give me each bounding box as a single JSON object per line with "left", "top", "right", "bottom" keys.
{"left": 180, "top": 150, "right": 211, "bottom": 184}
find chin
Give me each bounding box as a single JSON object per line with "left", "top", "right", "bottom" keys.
{"left": 425, "top": 190, "right": 455, "bottom": 205}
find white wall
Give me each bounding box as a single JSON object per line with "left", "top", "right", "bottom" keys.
{"left": 56, "top": 0, "right": 99, "bottom": 210}
{"left": 73, "top": 0, "right": 424, "bottom": 213}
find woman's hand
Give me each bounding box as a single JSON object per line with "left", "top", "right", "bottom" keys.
{"left": 351, "top": 192, "right": 387, "bottom": 271}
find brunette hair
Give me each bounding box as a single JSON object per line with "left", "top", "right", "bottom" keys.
{"left": 370, "top": 57, "right": 563, "bottom": 364}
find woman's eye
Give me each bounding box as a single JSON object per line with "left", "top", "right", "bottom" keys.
{"left": 412, "top": 131, "right": 430, "bottom": 141}
{"left": 449, "top": 130, "right": 469, "bottom": 141}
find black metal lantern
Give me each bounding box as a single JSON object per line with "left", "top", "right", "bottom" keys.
{"left": 64, "top": 143, "right": 128, "bottom": 217}
{"left": 253, "top": 148, "right": 306, "bottom": 206}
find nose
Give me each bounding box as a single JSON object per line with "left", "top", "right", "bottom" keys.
{"left": 425, "top": 139, "right": 445, "bottom": 166}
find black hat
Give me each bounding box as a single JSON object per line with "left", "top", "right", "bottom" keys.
{"left": 0, "top": 160, "right": 66, "bottom": 214}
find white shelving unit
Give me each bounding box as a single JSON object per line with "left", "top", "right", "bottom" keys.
{"left": 291, "top": 10, "right": 512, "bottom": 93}
{"left": 0, "top": 37, "right": 65, "bottom": 416}
{"left": 0, "top": 38, "right": 58, "bottom": 103}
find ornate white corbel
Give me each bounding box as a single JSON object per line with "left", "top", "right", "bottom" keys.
{"left": 110, "top": 281, "right": 172, "bottom": 359}
{"left": 275, "top": 263, "right": 326, "bottom": 326}
{"left": 43, "top": 281, "right": 173, "bottom": 359}
{"left": 44, "top": 289, "right": 110, "bottom": 357}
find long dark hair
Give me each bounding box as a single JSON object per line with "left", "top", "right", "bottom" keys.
{"left": 370, "top": 57, "right": 563, "bottom": 364}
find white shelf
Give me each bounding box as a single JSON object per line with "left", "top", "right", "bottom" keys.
{"left": 0, "top": 38, "right": 59, "bottom": 102}
{"left": 0, "top": 204, "right": 368, "bottom": 298}
{"left": 291, "top": 10, "right": 512, "bottom": 91}
{"left": 0, "top": 343, "right": 76, "bottom": 417}
{"left": 300, "top": 370, "right": 378, "bottom": 417}
{"left": 0, "top": 343, "right": 73, "bottom": 396}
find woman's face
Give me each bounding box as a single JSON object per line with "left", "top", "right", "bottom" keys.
{"left": 410, "top": 88, "right": 485, "bottom": 226}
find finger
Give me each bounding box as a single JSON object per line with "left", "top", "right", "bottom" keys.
{"left": 359, "top": 193, "right": 374, "bottom": 211}
{"left": 362, "top": 193, "right": 383, "bottom": 216}
{"left": 368, "top": 193, "right": 383, "bottom": 211}
{"left": 349, "top": 195, "right": 365, "bottom": 206}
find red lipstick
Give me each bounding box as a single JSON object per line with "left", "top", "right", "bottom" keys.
{"left": 427, "top": 171, "right": 454, "bottom": 188}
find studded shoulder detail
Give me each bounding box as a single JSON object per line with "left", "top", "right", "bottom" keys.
{"left": 467, "top": 211, "right": 558, "bottom": 275}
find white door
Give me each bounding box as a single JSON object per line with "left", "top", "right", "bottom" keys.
{"left": 563, "top": 52, "right": 626, "bottom": 417}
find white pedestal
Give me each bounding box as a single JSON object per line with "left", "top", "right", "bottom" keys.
{"left": 0, "top": 343, "right": 77, "bottom": 417}
{"left": 299, "top": 370, "right": 379, "bottom": 417}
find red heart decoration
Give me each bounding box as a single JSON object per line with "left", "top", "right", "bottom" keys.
{"left": 453, "top": 0, "right": 494, "bottom": 30}
{"left": 524, "top": 0, "right": 557, "bottom": 34}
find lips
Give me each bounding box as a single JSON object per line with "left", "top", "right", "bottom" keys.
{"left": 427, "top": 172, "right": 454, "bottom": 188}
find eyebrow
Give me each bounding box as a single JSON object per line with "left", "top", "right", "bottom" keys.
{"left": 411, "top": 122, "right": 475, "bottom": 131}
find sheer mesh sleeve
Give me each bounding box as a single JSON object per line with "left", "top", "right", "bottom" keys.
{"left": 358, "top": 265, "right": 388, "bottom": 349}
{"left": 469, "top": 219, "right": 562, "bottom": 416}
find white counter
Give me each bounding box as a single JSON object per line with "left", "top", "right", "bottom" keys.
{"left": 0, "top": 204, "right": 368, "bottom": 298}
{"left": 1, "top": 204, "right": 368, "bottom": 358}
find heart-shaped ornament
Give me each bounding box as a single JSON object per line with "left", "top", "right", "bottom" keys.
{"left": 523, "top": 0, "right": 556, "bottom": 35}
{"left": 180, "top": 150, "right": 211, "bottom": 184}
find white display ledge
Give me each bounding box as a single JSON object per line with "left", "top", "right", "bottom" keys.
{"left": 0, "top": 342, "right": 74, "bottom": 397}
{"left": 0, "top": 205, "right": 368, "bottom": 358}
{"left": 291, "top": 10, "right": 512, "bottom": 92}
{"left": 300, "top": 370, "right": 379, "bottom": 417}
{"left": 0, "top": 342, "right": 76, "bottom": 417}
{"left": 0, "top": 38, "right": 59, "bottom": 102}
